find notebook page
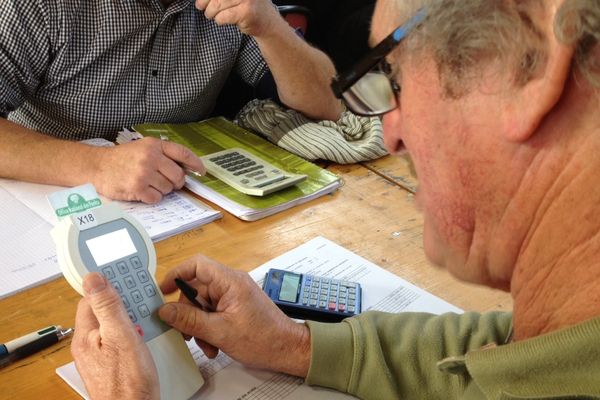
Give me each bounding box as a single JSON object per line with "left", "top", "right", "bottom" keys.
{"left": 0, "top": 187, "right": 60, "bottom": 300}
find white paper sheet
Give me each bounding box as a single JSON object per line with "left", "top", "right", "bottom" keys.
{"left": 57, "top": 237, "right": 461, "bottom": 399}
{"left": 0, "top": 188, "right": 60, "bottom": 300}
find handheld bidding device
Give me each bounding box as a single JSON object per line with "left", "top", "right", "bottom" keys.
{"left": 51, "top": 202, "right": 204, "bottom": 399}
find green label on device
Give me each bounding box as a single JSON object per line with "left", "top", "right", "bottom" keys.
{"left": 48, "top": 183, "right": 102, "bottom": 218}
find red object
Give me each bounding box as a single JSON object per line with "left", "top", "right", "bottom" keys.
{"left": 135, "top": 324, "right": 144, "bottom": 337}
{"left": 283, "top": 13, "right": 308, "bottom": 34}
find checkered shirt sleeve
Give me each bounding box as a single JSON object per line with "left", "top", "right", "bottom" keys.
{"left": 0, "top": 0, "right": 269, "bottom": 141}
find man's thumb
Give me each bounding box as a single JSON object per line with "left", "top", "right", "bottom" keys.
{"left": 83, "top": 273, "right": 130, "bottom": 329}
{"left": 159, "top": 303, "right": 209, "bottom": 338}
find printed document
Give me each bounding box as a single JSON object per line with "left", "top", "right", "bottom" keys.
{"left": 57, "top": 236, "right": 461, "bottom": 399}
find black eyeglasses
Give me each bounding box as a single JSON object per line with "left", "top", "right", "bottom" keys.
{"left": 331, "top": 9, "right": 426, "bottom": 116}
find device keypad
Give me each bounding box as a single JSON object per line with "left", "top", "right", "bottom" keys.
{"left": 301, "top": 275, "right": 359, "bottom": 314}
{"left": 100, "top": 256, "right": 169, "bottom": 341}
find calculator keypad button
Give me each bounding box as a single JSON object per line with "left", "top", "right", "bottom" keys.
{"left": 137, "top": 270, "right": 149, "bottom": 283}
{"left": 318, "top": 301, "right": 327, "bottom": 308}
{"left": 124, "top": 275, "right": 136, "bottom": 289}
{"left": 138, "top": 304, "right": 150, "bottom": 318}
{"left": 131, "top": 290, "right": 144, "bottom": 303}
{"left": 112, "top": 281, "right": 123, "bottom": 293}
{"left": 122, "top": 295, "right": 130, "bottom": 308}
{"left": 130, "top": 257, "right": 143, "bottom": 269}
{"left": 116, "top": 262, "right": 129, "bottom": 274}
{"left": 144, "top": 284, "right": 157, "bottom": 297}
{"left": 127, "top": 310, "right": 137, "bottom": 323}
{"left": 102, "top": 266, "right": 115, "bottom": 280}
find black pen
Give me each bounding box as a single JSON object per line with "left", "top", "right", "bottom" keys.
{"left": 0, "top": 325, "right": 74, "bottom": 368}
{"left": 174, "top": 278, "right": 215, "bottom": 312}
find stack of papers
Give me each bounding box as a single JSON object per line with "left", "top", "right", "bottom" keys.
{"left": 0, "top": 179, "right": 221, "bottom": 299}
{"left": 133, "top": 118, "right": 342, "bottom": 221}
{"left": 57, "top": 236, "right": 461, "bottom": 400}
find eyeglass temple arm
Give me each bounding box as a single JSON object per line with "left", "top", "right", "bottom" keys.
{"left": 330, "top": 9, "right": 427, "bottom": 99}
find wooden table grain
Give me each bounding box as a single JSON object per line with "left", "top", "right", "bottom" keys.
{"left": 363, "top": 153, "right": 418, "bottom": 194}
{"left": 0, "top": 161, "right": 511, "bottom": 400}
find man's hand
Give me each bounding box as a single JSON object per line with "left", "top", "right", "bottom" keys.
{"left": 72, "top": 273, "right": 159, "bottom": 400}
{"left": 93, "top": 137, "right": 205, "bottom": 204}
{"left": 195, "top": 0, "right": 282, "bottom": 37}
{"left": 158, "top": 255, "right": 311, "bottom": 377}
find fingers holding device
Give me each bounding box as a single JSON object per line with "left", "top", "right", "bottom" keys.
{"left": 159, "top": 256, "right": 312, "bottom": 377}
{"left": 50, "top": 192, "right": 205, "bottom": 400}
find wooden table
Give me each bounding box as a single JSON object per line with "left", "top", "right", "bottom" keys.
{"left": 0, "top": 157, "right": 512, "bottom": 400}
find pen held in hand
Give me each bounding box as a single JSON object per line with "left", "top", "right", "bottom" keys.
{"left": 174, "top": 278, "right": 215, "bottom": 312}
{"left": 159, "top": 134, "right": 204, "bottom": 179}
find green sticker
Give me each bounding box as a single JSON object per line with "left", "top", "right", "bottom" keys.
{"left": 47, "top": 183, "right": 102, "bottom": 218}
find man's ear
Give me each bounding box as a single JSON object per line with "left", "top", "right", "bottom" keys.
{"left": 503, "top": 11, "right": 575, "bottom": 143}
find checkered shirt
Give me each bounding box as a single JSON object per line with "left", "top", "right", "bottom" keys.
{"left": 0, "top": 0, "right": 269, "bottom": 141}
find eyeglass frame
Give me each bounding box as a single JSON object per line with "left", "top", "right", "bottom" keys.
{"left": 330, "top": 9, "right": 427, "bottom": 116}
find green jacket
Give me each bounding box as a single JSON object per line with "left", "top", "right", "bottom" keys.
{"left": 306, "top": 311, "right": 600, "bottom": 399}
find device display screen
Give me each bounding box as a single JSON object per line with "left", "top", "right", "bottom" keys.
{"left": 86, "top": 228, "right": 137, "bottom": 266}
{"left": 278, "top": 272, "right": 301, "bottom": 303}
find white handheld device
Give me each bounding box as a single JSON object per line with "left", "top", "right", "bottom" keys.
{"left": 51, "top": 202, "right": 204, "bottom": 399}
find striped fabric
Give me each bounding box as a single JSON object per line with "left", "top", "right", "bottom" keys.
{"left": 235, "top": 99, "right": 388, "bottom": 164}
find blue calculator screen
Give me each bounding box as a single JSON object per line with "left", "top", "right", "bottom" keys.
{"left": 279, "top": 272, "right": 301, "bottom": 303}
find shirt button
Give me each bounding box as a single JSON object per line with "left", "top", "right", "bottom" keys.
{"left": 151, "top": 70, "right": 158, "bottom": 77}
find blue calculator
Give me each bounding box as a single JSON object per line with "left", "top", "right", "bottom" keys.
{"left": 263, "top": 268, "right": 362, "bottom": 322}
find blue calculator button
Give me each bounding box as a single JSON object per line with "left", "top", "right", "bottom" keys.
{"left": 102, "top": 266, "right": 115, "bottom": 280}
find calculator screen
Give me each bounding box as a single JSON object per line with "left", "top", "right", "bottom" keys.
{"left": 86, "top": 228, "right": 137, "bottom": 266}
{"left": 278, "top": 272, "right": 301, "bottom": 303}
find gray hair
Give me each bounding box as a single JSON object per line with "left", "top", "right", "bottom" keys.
{"left": 390, "top": 0, "right": 600, "bottom": 97}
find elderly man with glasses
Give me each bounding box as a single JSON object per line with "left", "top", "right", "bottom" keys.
{"left": 70, "top": 1, "right": 600, "bottom": 399}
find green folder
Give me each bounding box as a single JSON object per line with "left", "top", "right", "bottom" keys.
{"left": 134, "top": 118, "right": 341, "bottom": 221}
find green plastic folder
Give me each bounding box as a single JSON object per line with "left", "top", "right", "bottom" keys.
{"left": 134, "top": 118, "right": 341, "bottom": 221}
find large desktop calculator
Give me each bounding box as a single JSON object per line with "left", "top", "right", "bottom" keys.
{"left": 263, "top": 268, "right": 362, "bottom": 323}
{"left": 200, "top": 148, "right": 307, "bottom": 196}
